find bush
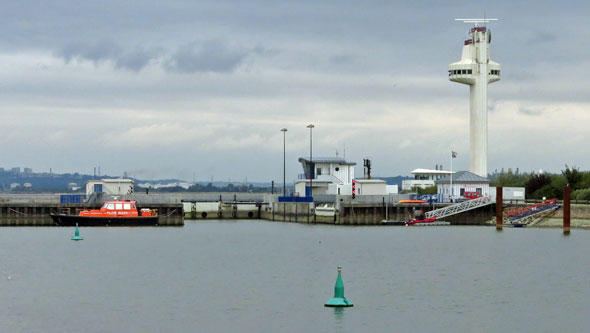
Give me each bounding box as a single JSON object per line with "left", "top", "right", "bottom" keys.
{"left": 572, "top": 188, "right": 590, "bottom": 201}
{"left": 417, "top": 185, "right": 437, "bottom": 195}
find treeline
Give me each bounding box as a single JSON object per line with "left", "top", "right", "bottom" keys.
{"left": 491, "top": 165, "right": 590, "bottom": 200}
{"left": 136, "top": 183, "right": 275, "bottom": 193}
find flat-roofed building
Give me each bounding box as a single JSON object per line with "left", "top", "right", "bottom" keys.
{"left": 402, "top": 168, "right": 454, "bottom": 191}
{"left": 295, "top": 157, "right": 356, "bottom": 196}
{"left": 86, "top": 179, "right": 134, "bottom": 197}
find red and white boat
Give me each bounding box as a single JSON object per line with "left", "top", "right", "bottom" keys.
{"left": 50, "top": 200, "right": 159, "bottom": 226}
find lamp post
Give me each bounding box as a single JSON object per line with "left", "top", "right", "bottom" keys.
{"left": 280, "top": 128, "right": 287, "bottom": 197}
{"left": 307, "top": 124, "right": 314, "bottom": 197}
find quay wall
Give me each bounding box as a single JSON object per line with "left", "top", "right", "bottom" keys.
{"left": 268, "top": 202, "right": 315, "bottom": 223}
{"left": 6, "top": 191, "right": 590, "bottom": 227}
{"left": 183, "top": 202, "right": 264, "bottom": 220}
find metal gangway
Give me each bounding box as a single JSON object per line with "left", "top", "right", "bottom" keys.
{"left": 425, "top": 196, "right": 493, "bottom": 220}
{"left": 506, "top": 199, "right": 560, "bottom": 224}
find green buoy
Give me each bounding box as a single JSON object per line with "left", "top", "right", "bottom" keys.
{"left": 324, "top": 267, "right": 353, "bottom": 307}
{"left": 71, "top": 223, "right": 83, "bottom": 241}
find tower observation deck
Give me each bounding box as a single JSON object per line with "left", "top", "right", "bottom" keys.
{"left": 449, "top": 19, "right": 501, "bottom": 178}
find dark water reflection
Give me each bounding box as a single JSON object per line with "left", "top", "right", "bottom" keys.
{"left": 1, "top": 220, "right": 589, "bottom": 332}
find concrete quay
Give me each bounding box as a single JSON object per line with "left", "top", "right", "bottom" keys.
{"left": 5, "top": 192, "right": 590, "bottom": 227}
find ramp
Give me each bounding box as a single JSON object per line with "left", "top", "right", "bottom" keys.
{"left": 506, "top": 199, "right": 560, "bottom": 224}
{"left": 425, "top": 196, "right": 492, "bottom": 220}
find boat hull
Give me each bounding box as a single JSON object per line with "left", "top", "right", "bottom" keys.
{"left": 50, "top": 214, "right": 159, "bottom": 226}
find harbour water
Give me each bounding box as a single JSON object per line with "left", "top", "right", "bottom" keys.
{"left": 1, "top": 220, "right": 589, "bottom": 332}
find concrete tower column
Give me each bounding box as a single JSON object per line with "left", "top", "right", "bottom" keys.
{"left": 449, "top": 22, "right": 500, "bottom": 178}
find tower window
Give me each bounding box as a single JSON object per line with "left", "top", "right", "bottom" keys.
{"left": 468, "top": 69, "right": 472, "bottom": 74}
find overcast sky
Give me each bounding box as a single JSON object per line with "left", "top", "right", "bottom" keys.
{"left": 1, "top": 1, "right": 588, "bottom": 181}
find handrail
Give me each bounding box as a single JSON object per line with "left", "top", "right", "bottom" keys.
{"left": 425, "top": 196, "right": 492, "bottom": 219}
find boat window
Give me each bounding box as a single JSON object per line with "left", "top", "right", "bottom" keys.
{"left": 133, "top": 203, "right": 136, "bottom": 209}
{"left": 123, "top": 203, "right": 131, "bottom": 210}
{"left": 107, "top": 203, "right": 115, "bottom": 210}
{"left": 102, "top": 203, "right": 108, "bottom": 208}
{"left": 115, "top": 203, "right": 123, "bottom": 210}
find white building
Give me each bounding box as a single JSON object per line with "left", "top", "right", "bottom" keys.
{"left": 294, "top": 157, "right": 398, "bottom": 196}
{"left": 86, "top": 179, "right": 134, "bottom": 197}
{"left": 435, "top": 171, "right": 491, "bottom": 202}
{"left": 402, "top": 168, "right": 454, "bottom": 191}
{"left": 295, "top": 157, "right": 356, "bottom": 196}
{"left": 490, "top": 187, "right": 526, "bottom": 202}
{"left": 355, "top": 179, "right": 398, "bottom": 195}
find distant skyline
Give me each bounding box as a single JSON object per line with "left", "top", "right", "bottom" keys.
{"left": 1, "top": 1, "right": 589, "bottom": 181}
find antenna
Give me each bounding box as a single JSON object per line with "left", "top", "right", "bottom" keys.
{"left": 363, "top": 158, "right": 372, "bottom": 180}
{"left": 454, "top": 18, "right": 498, "bottom": 26}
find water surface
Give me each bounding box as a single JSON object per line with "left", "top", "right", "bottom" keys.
{"left": 1, "top": 221, "right": 588, "bottom": 332}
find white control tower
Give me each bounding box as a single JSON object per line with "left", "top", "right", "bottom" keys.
{"left": 449, "top": 19, "right": 500, "bottom": 178}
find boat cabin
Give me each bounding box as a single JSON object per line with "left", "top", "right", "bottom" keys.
{"left": 79, "top": 200, "right": 155, "bottom": 217}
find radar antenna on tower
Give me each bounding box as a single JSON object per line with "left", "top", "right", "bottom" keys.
{"left": 454, "top": 18, "right": 498, "bottom": 26}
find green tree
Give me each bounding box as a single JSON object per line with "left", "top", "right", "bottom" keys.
{"left": 562, "top": 165, "right": 583, "bottom": 189}
{"left": 525, "top": 173, "right": 552, "bottom": 197}
{"left": 491, "top": 171, "right": 529, "bottom": 187}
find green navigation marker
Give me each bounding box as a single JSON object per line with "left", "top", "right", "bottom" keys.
{"left": 71, "top": 223, "right": 83, "bottom": 241}
{"left": 324, "top": 267, "right": 353, "bottom": 307}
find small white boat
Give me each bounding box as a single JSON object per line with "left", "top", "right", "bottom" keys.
{"left": 315, "top": 204, "right": 336, "bottom": 217}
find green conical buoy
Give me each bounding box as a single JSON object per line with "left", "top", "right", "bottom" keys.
{"left": 324, "top": 267, "right": 353, "bottom": 307}
{"left": 71, "top": 223, "right": 83, "bottom": 241}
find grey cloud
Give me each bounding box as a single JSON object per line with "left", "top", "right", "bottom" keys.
{"left": 488, "top": 99, "right": 498, "bottom": 113}
{"left": 56, "top": 40, "right": 248, "bottom": 73}
{"left": 252, "top": 45, "right": 279, "bottom": 56}
{"left": 527, "top": 31, "right": 558, "bottom": 45}
{"left": 519, "top": 107, "right": 543, "bottom": 116}
{"left": 58, "top": 40, "right": 122, "bottom": 64}
{"left": 56, "top": 40, "right": 158, "bottom": 71}
{"left": 329, "top": 55, "right": 355, "bottom": 64}
{"left": 114, "top": 47, "right": 164, "bottom": 72}
{"left": 164, "top": 41, "right": 248, "bottom": 73}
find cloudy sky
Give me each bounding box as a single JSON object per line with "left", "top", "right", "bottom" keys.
{"left": 1, "top": 1, "right": 588, "bottom": 181}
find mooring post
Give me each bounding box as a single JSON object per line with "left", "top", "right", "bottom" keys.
{"left": 496, "top": 186, "right": 503, "bottom": 230}
{"left": 563, "top": 185, "right": 571, "bottom": 235}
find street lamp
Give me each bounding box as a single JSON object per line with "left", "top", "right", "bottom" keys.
{"left": 280, "top": 128, "right": 287, "bottom": 197}
{"left": 307, "top": 124, "right": 314, "bottom": 197}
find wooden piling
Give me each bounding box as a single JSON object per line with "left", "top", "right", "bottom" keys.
{"left": 496, "top": 186, "right": 503, "bottom": 230}
{"left": 564, "top": 186, "right": 571, "bottom": 235}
